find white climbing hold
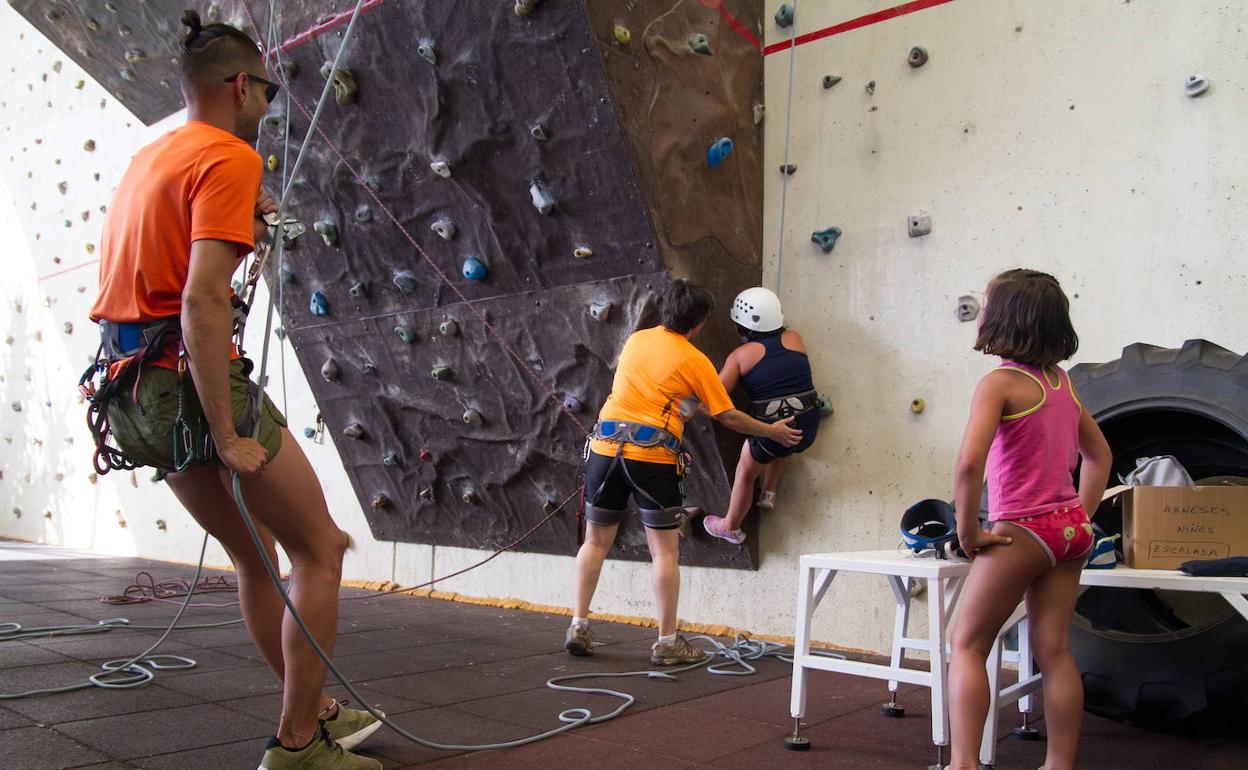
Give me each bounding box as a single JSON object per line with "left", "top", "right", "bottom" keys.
{"left": 908, "top": 214, "right": 932, "bottom": 237}
{"left": 1185, "top": 74, "right": 1210, "bottom": 97}
{"left": 530, "top": 181, "right": 556, "bottom": 214}
{"left": 462, "top": 408, "right": 484, "bottom": 426}
{"left": 430, "top": 159, "right": 451, "bottom": 178}
{"left": 431, "top": 217, "right": 457, "bottom": 240}
{"left": 589, "top": 302, "right": 612, "bottom": 322}
{"left": 573, "top": 246, "right": 593, "bottom": 259}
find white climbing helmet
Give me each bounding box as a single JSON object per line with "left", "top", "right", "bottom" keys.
{"left": 730, "top": 287, "right": 784, "bottom": 332}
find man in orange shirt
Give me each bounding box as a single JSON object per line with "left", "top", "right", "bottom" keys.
{"left": 88, "top": 12, "right": 379, "bottom": 770}
{"left": 565, "top": 280, "right": 802, "bottom": 664}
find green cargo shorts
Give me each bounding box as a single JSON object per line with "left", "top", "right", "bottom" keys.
{"left": 107, "top": 359, "right": 287, "bottom": 472}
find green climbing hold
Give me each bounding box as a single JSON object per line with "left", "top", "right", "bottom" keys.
{"left": 688, "top": 33, "right": 712, "bottom": 55}
{"left": 811, "top": 227, "right": 842, "bottom": 253}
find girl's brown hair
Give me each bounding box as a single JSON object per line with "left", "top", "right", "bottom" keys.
{"left": 974, "top": 269, "right": 1078, "bottom": 366}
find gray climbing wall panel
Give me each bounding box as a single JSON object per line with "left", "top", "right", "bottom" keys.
{"left": 16, "top": 0, "right": 765, "bottom": 568}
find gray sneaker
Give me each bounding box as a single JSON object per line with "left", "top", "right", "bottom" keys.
{"left": 257, "top": 726, "right": 381, "bottom": 769}
{"left": 650, "top": 633, "right": 707, "bottom": 666}
{"left": 565, "top": 623, "right": 594, "bottom": 656}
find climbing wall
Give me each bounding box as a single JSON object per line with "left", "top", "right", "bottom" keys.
{"left": 13, "top": 0, "right": 765, "bottom": 568}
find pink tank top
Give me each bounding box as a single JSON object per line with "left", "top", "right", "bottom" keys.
{"left": 986, "top": 362, "right": 1083, "bottom": 521}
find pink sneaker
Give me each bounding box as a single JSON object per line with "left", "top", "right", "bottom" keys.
{"left": 703, "top": 515, "right": 746, "bottom": 544}
{"left": 757, "top": 490, "right": 777, "bottom": 511}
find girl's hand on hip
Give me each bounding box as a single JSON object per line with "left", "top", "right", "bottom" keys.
{"left": 959, "top": 528, "right": 1012, "bottom": 558}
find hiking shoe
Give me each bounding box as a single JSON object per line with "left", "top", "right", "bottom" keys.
{"left": 322, "top": 700, "right": 383, "bottom": 751}
{"left": 257, "top": 726, "right": 381, "bottom": 769}
{"left": 565, "top": 623, "right": 594, "bottom": 656}
{"left": 650, "top": 633, "right": 707, "bottom": 666}
{"left": 758, "top": 490, "right": 777, "bottom": 511}
{"left": 703, "top": 515, "right": 746, "bottom": 545}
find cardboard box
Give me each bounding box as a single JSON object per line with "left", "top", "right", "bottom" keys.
{"left": 1121, "top": 486, "right": 1248, "bottom": 569}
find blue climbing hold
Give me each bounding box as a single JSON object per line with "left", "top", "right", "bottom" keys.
{"left": 811, "top": 227, "right": 842, "bottom": 253}
{"left": 462, "top": 256, "right": 488, "bottom": 281}
{"left": 303, "top": 427, "right": 316, "bottom": 439}
{"left": 707, "top": 137, "right": 733, "bottom": 169}
{"left": 309, "top": 290, "right": 330, "bottom": 316}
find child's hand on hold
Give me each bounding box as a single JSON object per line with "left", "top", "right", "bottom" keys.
{"left": 958, "top": 527, "right": 1012, "bottom": 558}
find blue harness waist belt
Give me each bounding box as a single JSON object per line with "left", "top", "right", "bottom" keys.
{"left": 593, "top": 420, "right": 681, "bottom": 453}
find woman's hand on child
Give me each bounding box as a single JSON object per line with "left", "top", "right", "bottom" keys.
{"left": 958, "top": 528, "right": 1012, "bottom": 558}
{"left": 769, "top": 416, "right": 803, "bottom": 447}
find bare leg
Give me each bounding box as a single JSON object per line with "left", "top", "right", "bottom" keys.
{"left": 573, "top": 521, "right": 619, "bottom": 619}
{"left": 165, "top": 466, "right": 336, "bottom": 717}
{"left": 761, "top": 456, "right": 786, "bottom": 494}
{"left": 1027, "top": 558, "right": 1085, "bottom": 770}
{"left": 725, "top": 441, "right": 766, "bottom": 530}
{"left": 645, "top": 526, "right": 680, "bottom": 636}
{"left": 947, "top": 523, "right": 1049, "bottom": 770}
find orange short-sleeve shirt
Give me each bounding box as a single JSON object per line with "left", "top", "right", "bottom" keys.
{"left": 91, "top": 120, "right": 262, "bottom": 334}
{"left": 589, "top": 326, "right": 735, "bottom": 465}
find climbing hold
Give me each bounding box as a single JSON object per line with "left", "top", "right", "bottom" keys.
{"left": 343, "top": 422, "right": 365, "bottom": 440}
{"left": 124, "top": 48, "right": 146, "bottom": 63}
{"left": 83, "top": 139, "right": 96, "bottom": 152}
{"left": 780, "top": 164, "right": 797, "bottom": 175}
{"left": 279, "top": 265, "right": 296, "bottom": 284}
{"left": 515, "top": 0, "right": 543, "bottom": 15}
{"left": 321, "top": 358, "right": 341, "bottom": 382}
{"left": 910, "top": 398, "right": 926, "bottom": 414}
{"left": 313, "top": 220, "right": 338, "bottom": 247}
{"left": 688, "top": 33, "right": 712, "bottom": 55}
{"left": 57, "top": 180, "right": 68, "bottom": 194}
{"left": 1185, "top": 74, "right": 1210, "bottom": 97}
{"left": 439, "top": 319, "right": 459, "bottom": 337}
{"left": 908, "top": 214, "right": 932, "bottom": 237}
{"left": 417, "top": 43, "right": 437, "bottom": 65}
{"left": 309, "top": 290, "right": 330, "bottom": 316}
{"left": 775, "top": 4, "right": 796, "bottom": 28}
{"left": 418, "top": 485, "right": 435, "bottom": 501}
{"left": 462, "top": 256, "right": 488, "bottom": 281}
{"left": 431, "top": 217, "right": 456, "bottom": 240}
{"left": 865, "top": 80, "right": 876, "bottom": 95}
{"left": 382, "top": 451, "right": 400, "bottom": 467}
{"left": 908, "top": 46, "right": 929, "bottom": 68}
{"left": 529, "top": 181, "right": 557, "bottom": 214}
{"left": 707, "top": 137, "right": 734, "bottom": 169}
{"left": 10, "top": 402, "right": 20, "bottom": 413}
{"left": 530, "top": 123, "right": 550, "bottom": 142}
{"left": 348, "top": 281, "right": 368, "bottom": 298}
{"left": 614, "top": 24, "right": 631, "bottom": 45}
{"left": 45, "top": 9, "right": 61, "bottom": 21}
{"left": 319, "top": 62, "right": 358, "bottom": 105}
{"left": 955, "top": 295, "right": 981, "bottom": 323}
{"left": 589, "top": 301, "right": 612, "bottom": 322}
{"left": 431, "top": 364, "right": 452, "bottom": 381}
{"left": 543, "top": 498, "right": 559, "bottom": 515}
{"left": 63, "top": 321, "right": 73, "bottom": 335}
{"left": 816, "top": 392, "right": 835, "bottom": 418}
{"left": 156, "top": 519, "right": 167, "bottom": 531}
{"left": 823, "top": 74, "right": 842, "bottom": 89}
{"left": 393, "top": 270, "right": 418, "bottom": 294}
{"left": 753, "top": 104, "right": 766, "bottom": 126}
{"left": 811, "top": 227, "right": 842, "bottom": 253}
{"left": 562, "top": 395, "right": 582, "bottom": 413}
{"left": 282, "top": 60, "right": 298, "bottom": 80}
{"left": 362, "top": 362, "right": 378, "bottom": 375}
{"left": 394, "top": 325, "right": 416, "bottom": 344}
{"left": 418, "top": 449, "right": 434, "bottom": 462}
{"left": 461, "top": 488, "right": 481, "bottom": 505}
{"left": 119, "top": 68, "right": 136, "bottom": 82}
{"left": 463, "top": 408, "right": 484, "bottom": 426}
{"left": 430, "top": 159, "right": 451, "bottom": 178}
{"left": 371, "top": 494, "right": 391, "bottom": 510}
{"left": 573, "top": 246, "right": 593, "bottom": 260}
{"left": 266, "top": 154, "right": 279, "bottom": 172}
{"left": 354, "top": 204, "right": 372, "bottom": 223}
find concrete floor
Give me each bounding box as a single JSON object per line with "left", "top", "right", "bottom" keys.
{"left": 1, "top": 541, "right": 1244, "bottom": 769}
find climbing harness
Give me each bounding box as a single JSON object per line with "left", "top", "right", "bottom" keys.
{"left": 900, "top": 499, "right": 965, "bottom": 560}
{"left": 748, "top": 388, "right": 819, "bottom": 421}
{"left": 593, "top": 419, "right": 682, "bottom": 453}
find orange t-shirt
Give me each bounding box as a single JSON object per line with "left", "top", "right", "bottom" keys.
{"left": 90, "top": 121, "right": 263, "bottom": 368}
{"left": 589, "top": 326, "right": 735, "bottom": 465}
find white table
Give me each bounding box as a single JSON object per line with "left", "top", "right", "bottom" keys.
{"left": 787, "top": 549, "right": 1248, "bottom": 768}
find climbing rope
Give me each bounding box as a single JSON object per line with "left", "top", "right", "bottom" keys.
{"left": 774, "top": 0, "right": 800, "bottom": 295}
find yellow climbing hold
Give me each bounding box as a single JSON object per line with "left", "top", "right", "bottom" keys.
{"left": 910, "top": 398, "right": 926, "bottom": 414}
{"left": 267, "top": 154, "right": 279, "bottom": 172}
{"left": 85, "top": 243, "right": 95, "bottom": 254}
{"left": 613, "top": 24, "right": 631, "bottom": 46}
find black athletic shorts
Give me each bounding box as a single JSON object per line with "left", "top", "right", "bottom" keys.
{"left": 583, "top": 450, "right": 682, "bottom": 530}
{"left": 748, "top": 408, "right": 820, "bottom": 464}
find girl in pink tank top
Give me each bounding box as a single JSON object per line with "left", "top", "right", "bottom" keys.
{"left": 946, "top": 270, "right": 1113, "bottom": 770}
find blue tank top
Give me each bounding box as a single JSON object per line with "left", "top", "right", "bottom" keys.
{"left": 739, "top": 334, "right": 814, "bottom": 401}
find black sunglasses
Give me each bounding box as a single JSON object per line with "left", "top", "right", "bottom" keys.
{"left": 224, "top": 72, "right": 280, "bottom": 103}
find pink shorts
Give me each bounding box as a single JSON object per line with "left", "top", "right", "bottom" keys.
{"left": 993, "top": 505, "right": 1094, "bottom": 566}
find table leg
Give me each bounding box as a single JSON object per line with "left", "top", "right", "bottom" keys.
{"left": 884, "top": 575, "right": 912, "bottom": 717}
{"left": 928, "top": 576, "right": 950, "bottom": 748}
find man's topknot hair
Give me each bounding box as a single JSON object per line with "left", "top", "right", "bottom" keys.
{"left": 178, "top": 8, "right": 262, "bottom": 85}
